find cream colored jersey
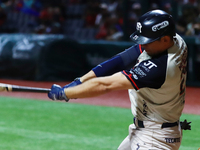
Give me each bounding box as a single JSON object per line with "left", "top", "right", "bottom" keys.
{"left": 122, "top": 34, "right": 187, "bottom": 123}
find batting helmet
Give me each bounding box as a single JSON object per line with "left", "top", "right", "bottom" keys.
{"left": 130, "top": 9, "right": 175, "bottom": 45}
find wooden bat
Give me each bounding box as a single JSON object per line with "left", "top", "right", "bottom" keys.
{"left": 0, "top": 83, "right": 50, "bottom": 93}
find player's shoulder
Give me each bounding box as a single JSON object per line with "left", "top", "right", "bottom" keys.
{"left": 167, "top": 34, "right": 187, "bottom": 58}
{"left": 125, "top": 44, "right": 144, "bottom": 52}
{"left": 173, "top": 33, "right": 187, "bottom": 50}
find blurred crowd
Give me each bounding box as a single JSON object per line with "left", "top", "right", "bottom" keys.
{"left": 0, "top": 0, "right": 200, "bottom": 41}
{"left": 0, "top": 0, "right": 66, "bottom": 34}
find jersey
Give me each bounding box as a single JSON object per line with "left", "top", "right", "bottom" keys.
{"left": 122, "top": 34, "right": 188, "bottom": 123}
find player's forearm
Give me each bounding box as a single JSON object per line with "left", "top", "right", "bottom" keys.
{"left": 64, "top": 77, "right": 110, "bottom": 99}
{"left": 64, "top": 72, "right": 133, "bottom": 99}
{"left": 48, "top": 72, "right": 133, "bottom": 101}
{"left": 62, "top": 71, "right": 96, "bottom": 89}
{"left": 80, "top": 70, "right": 96, "bottom": 83}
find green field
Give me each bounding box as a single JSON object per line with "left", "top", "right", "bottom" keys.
{"left": 0, "top": 96, "right": 199, "bottom": 150}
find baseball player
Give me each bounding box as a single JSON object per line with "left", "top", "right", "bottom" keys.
{"left": 48, "top": 10, "right": 190, "bottom": 149}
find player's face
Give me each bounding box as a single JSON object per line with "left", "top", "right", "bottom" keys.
{"left": 141, "top": 36, "right": 174, "bottom": 56}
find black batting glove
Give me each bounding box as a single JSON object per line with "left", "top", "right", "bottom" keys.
{"left": 180, "top": 119, "right": 191, "bottom": 130}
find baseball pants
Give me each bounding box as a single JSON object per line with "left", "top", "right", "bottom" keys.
{"left": 117, "top": 119, "right": 182, "bottom": 150}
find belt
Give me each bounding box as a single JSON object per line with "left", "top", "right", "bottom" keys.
{"left": 133, "top": 118, "right": 179, "bottom": 128}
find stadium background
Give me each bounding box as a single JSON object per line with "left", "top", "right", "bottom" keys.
{"left": 0, "top": 0, "right": 200, "bottom": 86}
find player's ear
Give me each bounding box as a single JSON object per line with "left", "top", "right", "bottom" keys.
{"left": 161, "top": 36, "right": 171, "bottom": 43}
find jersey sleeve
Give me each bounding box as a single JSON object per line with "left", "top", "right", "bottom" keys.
{"left": 122, "top": 53, "right": 168, "bottom": 90}
{"left": 118, "top": 44, "right": 144, "bottom": 69}
{"left": 92, "top": 44, "right": 144, "bottom": 77}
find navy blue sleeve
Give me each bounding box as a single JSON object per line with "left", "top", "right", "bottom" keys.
{"left": 119, "top": 44, "right": 144, "bottom": 69}
{"left": 122, "top": 53, "right": 168, "bottom": 90}
{"left": 92, "top": 44, "right": 143, "bottom": 77}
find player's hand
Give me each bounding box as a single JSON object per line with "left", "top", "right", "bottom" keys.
{"left": 48, "top": 84, "right": 69, "bottom": 102}
{"left": 63, "top": 78, "right": 82, "bottom": 88}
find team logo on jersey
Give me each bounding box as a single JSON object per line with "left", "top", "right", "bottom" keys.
{"left": 136, "top": 22, "right": 142, "bottom": 33}
{"left": 144, "top": 61, "right": 157, "bottom": 69}
{"left": 152, "top": 21, "right": 169, "bottom": 32}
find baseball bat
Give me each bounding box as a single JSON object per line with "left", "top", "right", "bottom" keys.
{"left": 0, "top": 83, "right": 50, "bottom": 93}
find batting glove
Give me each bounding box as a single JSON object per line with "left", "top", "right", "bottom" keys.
{"left": 48, "top": 84, "right": 69, "bottom": 102}
{"left": 63, "top": 78, "right": 82, "bottom": 88}
{"left": 180, "top": 119, "right": 191, "bottom": 130}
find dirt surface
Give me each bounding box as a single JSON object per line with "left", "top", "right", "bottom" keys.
{"left": 0, "top": 79, "right": 200, "bottom": 115}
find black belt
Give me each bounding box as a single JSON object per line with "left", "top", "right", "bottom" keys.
{"left": 133, "top": 118, "right": 179, "bottom": 128}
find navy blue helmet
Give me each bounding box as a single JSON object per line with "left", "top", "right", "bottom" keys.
{"left": 130, "top": 10, "right": 175, "bottom": 45}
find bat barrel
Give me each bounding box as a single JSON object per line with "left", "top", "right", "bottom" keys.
{"left": 11, "top": 85, "right": 51, "bottom": 93}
